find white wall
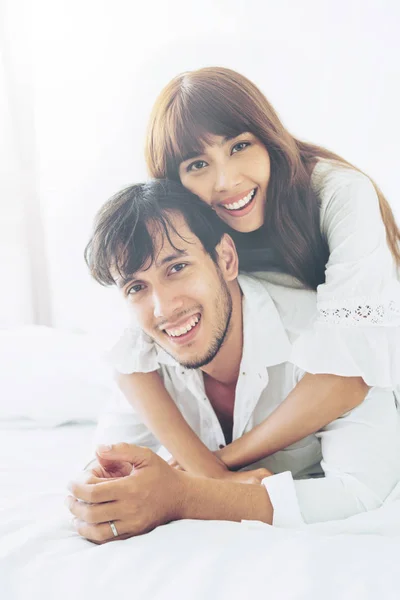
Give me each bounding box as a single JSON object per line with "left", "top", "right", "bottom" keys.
{"left": 5, "top": 0, "right": 400, "bottom": 334}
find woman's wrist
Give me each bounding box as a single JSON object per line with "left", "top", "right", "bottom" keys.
{"left": 172, "top": 449, "right": 229, "bottom": 479}
{"left": 215, "top": 442, "right": 247, "bottom": 470}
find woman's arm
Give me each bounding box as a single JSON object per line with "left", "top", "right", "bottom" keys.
{"left": 116, "top": 370, "right": 227, "bottom": 478}
{"left": 217, "top": 373, "right": 369, "bottom": 470}
{"left": 219, "top": 170, "right": 391, "bottom": 470}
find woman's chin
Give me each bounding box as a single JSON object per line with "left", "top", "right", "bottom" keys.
{"left": 217, "top": 200, "right": 264, "bottom": 232}
{"left": 224, "top": 214, "right": 264, "bottom": 233}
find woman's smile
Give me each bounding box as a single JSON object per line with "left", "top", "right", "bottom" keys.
{"left": 217, "top": 187, "right": 257, "bottom": 217}
{"left": 179, "top": 133, "right": 270, "bottom": 233}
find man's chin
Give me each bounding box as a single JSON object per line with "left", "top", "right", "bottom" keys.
{"left": 173, "top": 350, "right": 216, "bottom": 370}
{"left": 158, "top": 343, "right": 212, "bottom": 370}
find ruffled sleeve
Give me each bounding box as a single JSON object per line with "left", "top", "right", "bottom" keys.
{"left": 291, "top": 163, "right": 400, "bottom": 388}
{"left": 107, "top": 326, "right": 160, "bottom": 374}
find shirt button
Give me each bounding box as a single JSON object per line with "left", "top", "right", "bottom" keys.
{"left": 219, "top": 444, "right": 225, "bottom": 449}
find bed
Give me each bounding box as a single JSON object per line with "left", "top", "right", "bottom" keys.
{"left": 1, "top": 326, "right": 400, "bottom": 600}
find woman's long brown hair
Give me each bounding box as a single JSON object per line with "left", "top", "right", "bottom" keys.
{"left": 145, "top": 67, "right": 400, "bottom": 290}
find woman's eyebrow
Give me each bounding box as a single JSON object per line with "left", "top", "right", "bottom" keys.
{"left": 180, "top": 149, "right": 204, "bottom": 163}
{"left": 180, "top": 134, "right": 244, "bottom": 163}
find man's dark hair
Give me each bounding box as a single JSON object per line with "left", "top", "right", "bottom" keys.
{"left": 84, "top": 179, "right": 228, "bottom": 286}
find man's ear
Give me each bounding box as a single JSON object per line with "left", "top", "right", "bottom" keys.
{"left": 216, "top": 234, "right": 239, "bottom": 281}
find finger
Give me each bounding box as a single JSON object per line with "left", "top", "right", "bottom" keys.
{"left": 90, "top": 464, "right": 119, "bottom": 479}
{"left": 96, "top": 443, "right": 153, "bottom": 467}
{"left": 95, "top": 454, "right": 134, "bottom": 478}
{"left": 70, "top": 472, "right": 110, "bottom": 486}
{"left": 73, "top": 518, "right": 147, "bottom": 544}
{"left": 257, "top": 468, "right": 273, "bottom": 479}
{"left": 68, "top": 476, "right": 127, "bottom": 504}
{"left": 72, "top": 519, "right": 127, "bottom": 544}
{"left": 66, "top": 496, "right": 120, "bottom": 524}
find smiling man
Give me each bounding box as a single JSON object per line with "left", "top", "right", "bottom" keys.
{"left": 67, "top": 180, "right": 400, "bottom": 543}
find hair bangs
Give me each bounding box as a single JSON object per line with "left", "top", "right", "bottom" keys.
{"left": 164, "top": 86, "right": 251, "bottom": 179}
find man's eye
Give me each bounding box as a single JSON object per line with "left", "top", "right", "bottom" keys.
{"left": 186, "top": 160, "right": 207, "bottom": 172}
{"left": 126, "top": 283, "right": 144, "bottom": 296}
{"left": 170, "top": 263, "right": 187, "bottom": 274}
{"left": 232, "top": 141, "right": 250, "bottom": 154}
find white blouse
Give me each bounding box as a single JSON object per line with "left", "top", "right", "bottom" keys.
{"left": 110, "top": 160, "right": 400, "bottom": 389}
{"left": 291, "top": 160, "right": 399, "bottom": 388}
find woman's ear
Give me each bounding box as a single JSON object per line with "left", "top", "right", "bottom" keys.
{"left": 216, "top": 234, "right": 239, "bottom": 281}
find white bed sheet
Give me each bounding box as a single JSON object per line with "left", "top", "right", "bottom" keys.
{"left": 1, "top": 423, "right": 400, "bottom": 600}
{"left": 0, "top": 422, "right": 96, "bottom": 509}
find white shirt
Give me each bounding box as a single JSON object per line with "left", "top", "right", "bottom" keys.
{"left": 96, "top": 275, "right": 400, "bottom": 527}
{"left": 256, "top": 160, "right": 400, "bottom": 389}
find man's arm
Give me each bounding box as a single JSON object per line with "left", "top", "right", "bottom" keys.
{"left": 67, "top": 443, "right": 273, "bottom": 543}
{"left": 179, "top": 471, "right": 273, "bottom": 523}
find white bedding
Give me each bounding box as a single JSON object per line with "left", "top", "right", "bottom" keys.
{"left": 1, "top": 327, "right": 400, "bottom": 599}
{"left": 0, "top": 422, "right": 96, "bottom": 509}
{"left": 1, "top": 422, "right": 400, "bottom": 600}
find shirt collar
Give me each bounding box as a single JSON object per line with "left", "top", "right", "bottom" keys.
{"left": 238, "top": 274, "right": 292, "bottom": 372}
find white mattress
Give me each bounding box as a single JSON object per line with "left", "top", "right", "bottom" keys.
{"left": 0, "top": 422, "right": 96, "bottom": 509}
{"left": 1, "top": 421, "right": 400, "bottom": 600}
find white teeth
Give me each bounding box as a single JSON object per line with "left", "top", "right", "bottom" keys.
{"left": 166, "top": 315, "right": 200, "bottom": 338}
{"left": 223, "top": 189, "right": 256, "bottom": 211}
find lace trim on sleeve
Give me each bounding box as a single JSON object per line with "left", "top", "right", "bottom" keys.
{"left": 318, "top": 298, "right": 400, "bottom": 326}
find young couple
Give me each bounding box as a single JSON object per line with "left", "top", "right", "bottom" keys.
{"left": 66, "top": 67, "right": 400, "bottom": 543}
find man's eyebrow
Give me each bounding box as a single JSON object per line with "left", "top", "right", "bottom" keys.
{"left": 155, "top": 249, "right": 188, "bottom": 268}
{"left": 180, "top": 135, "right": 239, "bottom": 163}
{"left": 115, "top": 249, "right": 188, "bottom": 288}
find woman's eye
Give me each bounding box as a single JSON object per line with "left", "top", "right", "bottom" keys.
{"left": 232, "top": 141, "right": 250, "bottom": 154}
{"left": 170, "top": 263, "right": 187, "bottom": 274}
{"left": 126, "top": 283, "right": 144, "bottom": 296}
{"left": 186, "top": 160, "right": 207, "bottom": 172}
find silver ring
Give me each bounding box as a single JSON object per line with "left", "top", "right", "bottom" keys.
{"left": 109, "top": 520, "right": 119, "bottom": 537}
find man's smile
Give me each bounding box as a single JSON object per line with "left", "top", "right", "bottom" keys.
{"left": 163, "top": 313, "right": 201, "bottom": 338}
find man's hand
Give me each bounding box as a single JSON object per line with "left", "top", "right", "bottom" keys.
{"left": 66, "top": 443, "right": 186, "bottom": 544}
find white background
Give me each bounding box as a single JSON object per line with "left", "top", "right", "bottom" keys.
{"left": 1, "top": 0, "right": 399, "bottom": 335}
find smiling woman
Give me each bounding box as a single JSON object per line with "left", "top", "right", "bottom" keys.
{"left": 145, "top": 67, "right": 400, "bottom": 289}
{"left": 178, "top": 132, "right": 270, "bottom": 233}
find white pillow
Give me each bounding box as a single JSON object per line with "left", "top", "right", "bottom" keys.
{"left": 0, "top": 326, "right": 115, "bottom": 426}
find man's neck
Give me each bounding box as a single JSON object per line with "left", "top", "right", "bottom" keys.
{"left": 201, "top": 284, "right": 243, "bottom": 386}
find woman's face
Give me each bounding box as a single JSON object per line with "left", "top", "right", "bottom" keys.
{"left": 178, "top": 132, "right": 270, "bottom": 233}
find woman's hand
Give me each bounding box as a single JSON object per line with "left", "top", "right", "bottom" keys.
{"left": 168, "top": 452, "right": 228, "bottom": 476}
{"left": 168, "top": 455, "right": 272, "bottom": 484}
{"left": 219, "top": 467, "right": 273, "bottom": 485}
{"left": 167, "top": 456, "right": 184, "bottom": 471}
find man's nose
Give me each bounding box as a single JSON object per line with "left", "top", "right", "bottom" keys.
{"left": 152, "top": 285, "right": 184, "bottom": 320}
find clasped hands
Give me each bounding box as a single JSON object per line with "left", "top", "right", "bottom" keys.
{"left": 66, "top": 443, "right": 272, "bottom": 544}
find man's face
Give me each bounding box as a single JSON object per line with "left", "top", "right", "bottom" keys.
{"left": 116, "top": 214, "right": 233, "bottom": 369}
